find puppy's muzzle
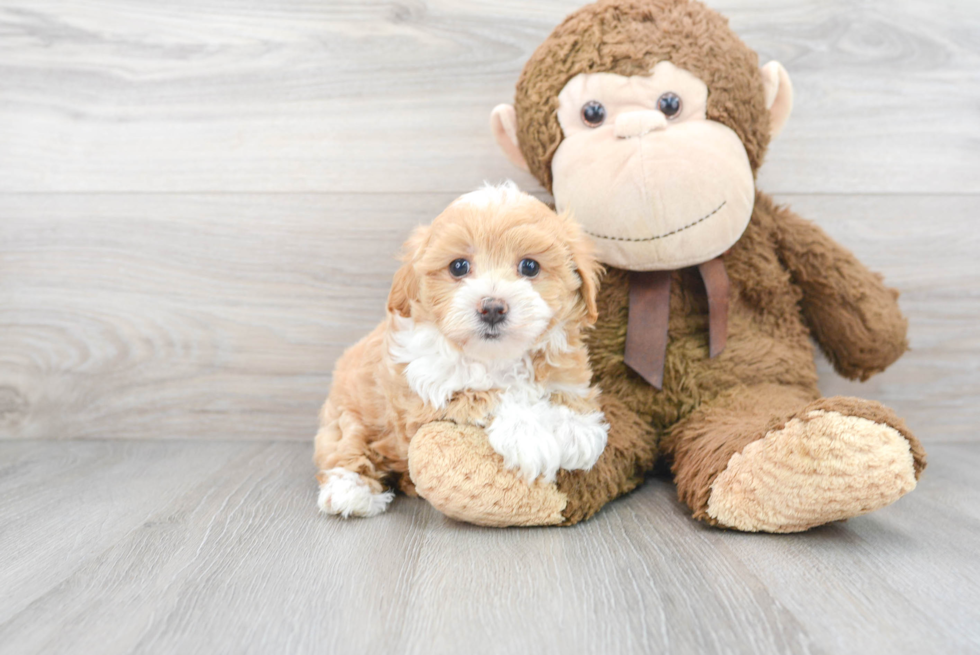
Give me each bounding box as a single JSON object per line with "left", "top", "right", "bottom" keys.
{"left": 478, "top": 297, "right": 508, "bottom": 328}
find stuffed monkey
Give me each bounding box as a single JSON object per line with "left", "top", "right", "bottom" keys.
{"left": 406, "top": 0, "right": 926, "bottom": 531}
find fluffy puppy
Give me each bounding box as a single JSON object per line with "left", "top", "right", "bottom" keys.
{"left": 314, "top": 181, "right": 607, "bottom": 518}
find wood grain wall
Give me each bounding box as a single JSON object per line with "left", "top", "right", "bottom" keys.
{"left": 1, "top": 0, "right": 978, "bottom": 442}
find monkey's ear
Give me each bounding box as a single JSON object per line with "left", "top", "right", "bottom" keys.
{"left": 490, "top": 104, "right": 530, "bottom": 172}
{"left": 386, "top": 225, "right": 430, "bottom": 318}
{"left": 761, "top": 61, "right": 793, "bottom": 139}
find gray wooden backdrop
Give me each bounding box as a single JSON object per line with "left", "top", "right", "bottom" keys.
{"left": 1, "top": 0, "right": 978, "bottom": 443}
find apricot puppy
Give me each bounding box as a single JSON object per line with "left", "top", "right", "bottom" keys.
{"left": 314, "top": 182, "right": 607, "bottom": 517}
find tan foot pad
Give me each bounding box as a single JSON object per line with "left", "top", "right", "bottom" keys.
{"left": 408, "top": 422, "right": 567, "bottom": 528}
{"left": 707, "top": 410, "right": 917, "bottom": 533}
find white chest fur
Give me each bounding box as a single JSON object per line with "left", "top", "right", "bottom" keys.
{"left": 388, "top": 317, "right": 608, "bottom": 482}
{"left": 388, "top": 316, "right": 538, "bottom": 409}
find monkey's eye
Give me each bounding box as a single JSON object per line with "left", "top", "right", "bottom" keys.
{"left": 449, "top": 259, "right": 471, "bottom": 278}
{"left": 518, "top": 258, "right": 540, "bottom": 278}
{"left": 580, "top": 101, "right": 606, "bottom": 127}
{"left": 658, "top": 92, "right": 682, "bottom": 119}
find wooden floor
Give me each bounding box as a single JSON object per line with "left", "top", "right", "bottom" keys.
{"left": 1, "top": 440, "right": 978, "bottom": 654}
{"left": 2, "top": 0, "right": 980, "bottom": 653}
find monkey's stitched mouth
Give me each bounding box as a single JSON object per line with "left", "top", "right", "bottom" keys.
{"left": 583, "top": 201, "right": 726, "bottom": 243}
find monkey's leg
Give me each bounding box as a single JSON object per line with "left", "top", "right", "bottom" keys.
{"left": 408, "top": 394, "right": 658, "bottom": 527}
{"left": 664, "top": 384, "right": 926, "bottom": 533}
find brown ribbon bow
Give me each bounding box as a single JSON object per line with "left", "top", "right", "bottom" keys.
{"left": 623, "top": 256, "right": 730, "bottom": 389}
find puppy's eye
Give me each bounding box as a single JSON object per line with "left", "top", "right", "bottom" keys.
{"left": 658, "top": 92, "right": 682, "bottom": 119}
{"left": 580, "top": 101, "right": 606, "bottom": 127}
{"left": 518, "top": 258, "right": 540, "bottom": 278}
{"left": 449, "top": 259, "right": 470, "bottom": 278}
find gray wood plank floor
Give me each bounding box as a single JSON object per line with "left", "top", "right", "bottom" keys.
{"left": 1, "top": 439, "right": 978, "bottom": 655}
{"left": 1, "top": 0, "right": 978, "bottom": 653}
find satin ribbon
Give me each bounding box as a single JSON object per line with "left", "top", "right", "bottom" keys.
{"left": 623, "top": 256, "right": 730, "bottom": 389}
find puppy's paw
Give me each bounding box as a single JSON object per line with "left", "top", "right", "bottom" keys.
{"left": 486, "top": 404, "right": 562, "bottom": 483}
{"left": 554, "top": 406, "right": 608, "bottom": 472}
{"left": 317, "top": 468, "right": 394, "bottom": 518}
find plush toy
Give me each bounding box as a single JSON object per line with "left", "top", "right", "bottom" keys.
{"left": 406, "top": 0, "right": 926, "bottom": 531}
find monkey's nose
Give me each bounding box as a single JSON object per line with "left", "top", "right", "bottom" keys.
{"left": 614, "top": 110, "right": 668, "bottom": 138}
{"left": 478, "top": 298, "right": 509, "bottom": 327}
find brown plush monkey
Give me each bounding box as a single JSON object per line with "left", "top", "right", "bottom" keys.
{"left": 406, "top": 0, "right": 927, "bottom": 531}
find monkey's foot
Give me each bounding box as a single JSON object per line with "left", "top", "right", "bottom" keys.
{"left": 706, "top": 398, "right": 925, "bottom": 533}
{"left": 408, "top": 421, "right": 567, "bottom": 527}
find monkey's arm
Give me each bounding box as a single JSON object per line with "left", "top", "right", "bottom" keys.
{"left": 770, "top": 203, "right": 908, "bottom": 381}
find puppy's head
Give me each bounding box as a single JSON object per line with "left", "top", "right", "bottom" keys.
{"left": 388, "top": 181, "right": 601, "bottom": 362}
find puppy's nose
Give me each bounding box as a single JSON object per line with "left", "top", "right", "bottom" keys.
{"left": 478, "top": 298, "right": 509, "bottom": 327}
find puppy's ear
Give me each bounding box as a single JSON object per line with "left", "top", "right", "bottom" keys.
{"left": 563, "top": 212, "right": 602, "bottom": 325}
{"left": 387, "top": 225, "right": 430, "bottom": 318}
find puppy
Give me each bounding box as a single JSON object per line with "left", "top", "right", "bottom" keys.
{"left": 314, "top": 181, "right": 607, "bottom": 518}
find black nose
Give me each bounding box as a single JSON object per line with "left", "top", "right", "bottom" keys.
{"left": 478, "top": 298, "right": 508, "bottom": 327}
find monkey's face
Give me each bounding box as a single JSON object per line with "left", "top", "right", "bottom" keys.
{"left": 550, "top": 61, "right": 755, "bottom": 271}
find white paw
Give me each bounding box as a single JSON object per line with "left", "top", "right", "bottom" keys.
{"left": 554, "top": 406, "right": 608, "bottom": 472}
{"left": 487, "top": 407, "right": 562, "bottom": 483}
{"left": 486, "top": 393, "right": 609, "bottom": 484}
{"left": 317, "top": 468, "right": 394, "bottom": 518}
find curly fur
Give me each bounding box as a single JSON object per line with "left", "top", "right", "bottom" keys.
{"left": 313, "top": 184, "right": 607, "bottom": 513}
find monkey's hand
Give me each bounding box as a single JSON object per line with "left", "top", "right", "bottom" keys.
{"left": 408, "top": 421, "right": 569, "bottom": 527}
{"left": 772, "top": 201, "right": 908, "bottom": 381}
{"left": 408, "top": 394, "right": 656, "bottom": 527}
